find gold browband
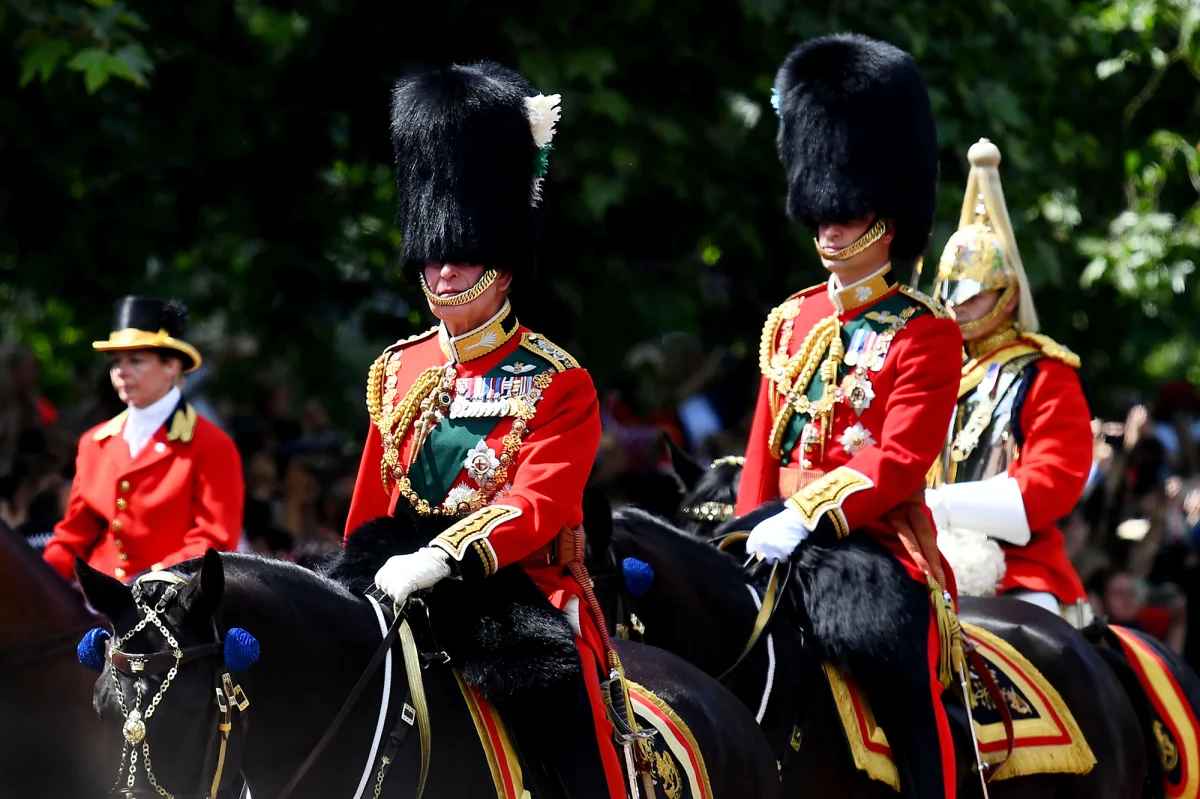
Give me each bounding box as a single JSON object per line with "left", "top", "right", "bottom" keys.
{"left": 420, "top": 269, "right": 500, "bottom": 307}
{"left": 679, "top": 502, "right": 735, "bottom": 523}
{"left": 814, "top": 218, "right": 888, "bottom": 262}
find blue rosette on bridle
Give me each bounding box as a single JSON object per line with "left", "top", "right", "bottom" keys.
{"left": 78, "top": 627, "right": 110, "bottom": 672}
{"left": 621, "top": 557, "right": 656, "bottom": 597}
{"left": 224, "top": 627, "right": 260, "bottom": 672}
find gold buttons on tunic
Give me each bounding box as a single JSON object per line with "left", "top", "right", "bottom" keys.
{"left": 111, "top": 519, "right": 123, "bottom": 533}
{"left": 116, "top": 498, "right": 129, "bottom": 511}
{"left": 119, "top": 553, "right": 129, "bottom": 562}
{"left": 119, "top": 480, "right": 131, "bottom": 493}
{"left": 114, "top": 568, "right": 126, "bottom": 579}
{"left": 113, "top": 539, "right": 123, "bottom": 548}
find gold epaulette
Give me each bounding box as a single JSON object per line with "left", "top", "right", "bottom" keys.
{"left": 384, "top": 326, "right": 439, "bottom": 357}
{"left": 1021, "top": 332, "right": 1081, "bottom": 369}
{"left": 365, "top": 326, "right": 439, "bottom": 430}
{"left": 519, "top": 332, "right": 579, "bottom": 372}
{"left": 757, "top": 284, "right": 824, "bottom": 379}
{"left": 898, "top": 284, "right": 950, "bottom": 319}
{"left": 93, "top": 411, "right": 129, "bottom": 441}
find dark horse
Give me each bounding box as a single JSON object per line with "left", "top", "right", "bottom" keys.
{"left": 585, "top": 502, "right": 1150, "bottom": 799}
{"left": 669, "top": 452, "right": 1200, "bottom": 797}
{"left": 77, "top": 544, "right": 782, "bottom": 799}
{"left": 1, "top": 520, "right": 118, "bottom": 799}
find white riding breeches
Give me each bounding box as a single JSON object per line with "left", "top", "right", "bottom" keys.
{"left": 1009, "top": 589, "right": 1095, "bottom": 629}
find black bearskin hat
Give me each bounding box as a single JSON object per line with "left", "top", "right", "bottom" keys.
{"left": 774, "top": 34, "right": 938, "bottom": 263}
{"left": 391, "top": 61, "right": 544, "bottom": 285}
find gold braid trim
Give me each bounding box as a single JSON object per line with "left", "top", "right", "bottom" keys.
{"left": 784, "top": 466, "right": 873, "bottom": 530}
{"left": 518, "top": 332, "right": 579, "bottom": 372}
{"left": 898, "top": 285, "right": 950, "bottom": 319}
{"left": 710, "top": 455, "right": 746, "bottom": 468}
{"left": 372, "top": 366, "right": 444, "bottom": 495}
{"left": 767, "top": 315, "right": 842, "bottom": 459}
{"left": 420, "top": 269, "right": 499, "bottom": 307}
{"left": 1021, "top": 332, "right": 1081, "bottom": 369}
{"left": 431, "top": 504, "right": 521, "bottom": 576}
{"left": 758, "top": 303, "right": 787, "bottom": 378}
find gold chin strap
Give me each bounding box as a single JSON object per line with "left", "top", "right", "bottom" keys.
{"left": 814, "top": 218, "right": 888, "bottom": 261}
{"left": 956, "top": 281, "right": 1016, "bottom": 336}
{"left": 420, "top": 269, "right": 499, "bottom": 307}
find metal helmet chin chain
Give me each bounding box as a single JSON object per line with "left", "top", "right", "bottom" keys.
{"left": 102, "top": 573, "right": 253, "bottom": 799}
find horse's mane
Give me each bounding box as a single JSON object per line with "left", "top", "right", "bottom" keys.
{"left": 172, "top": 552, "right": 356, "bottom": 602}
{"left": 612, "top": 506, "right": 743, "bottom": 576}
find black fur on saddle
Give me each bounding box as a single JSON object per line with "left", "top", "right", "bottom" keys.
{"left": 322, "top": 512, "right": 580, "bottom": 704}
{"left": 731, "top": 502, "right": 932, "bottom": 689}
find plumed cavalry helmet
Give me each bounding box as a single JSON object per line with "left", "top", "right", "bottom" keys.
{"left": 936, "top": 138, "right": 1040, "bottom": 334}
{"left": 92, "top": 296, "right": 201, "bottom": 373}
{"left": 773, "top": 33, "right": 939, "bottom": 267}
{"left": 390, "top": 61, "right": 561, "bottom": 299}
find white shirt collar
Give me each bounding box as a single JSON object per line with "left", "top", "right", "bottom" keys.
{"left": 123, "top": 386, "right": 181, "bottom": 458}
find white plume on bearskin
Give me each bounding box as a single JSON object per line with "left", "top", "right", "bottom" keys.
{"left": 936, "top": 524, "right": 1006, "bottom": 597}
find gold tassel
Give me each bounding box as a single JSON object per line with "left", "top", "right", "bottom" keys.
{"left": 928, "top": 576, "right": 964, "bottom": 691}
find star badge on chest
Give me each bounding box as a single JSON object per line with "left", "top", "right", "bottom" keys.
{"left": 463, "top": 440, "right": 501, "bottom": 487}
{"left": 837, "top": 422, "right": 876, "bottom": 453}
{"left": 839, "top": 368, "right": 876, "bottom": 415}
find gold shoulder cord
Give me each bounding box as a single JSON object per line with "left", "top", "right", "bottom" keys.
{"left": 368, "top": 365, "right": 445, "bottom": 494}
{"left": 759, "top": 298, "right": 806, "bottom": 418}
{"left": 766, "top": 315, "right": 843, "bottom": 459}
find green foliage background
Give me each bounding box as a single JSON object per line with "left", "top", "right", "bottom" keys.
{"left": 2, "top": 0, "right": 1198, "bottom": 427}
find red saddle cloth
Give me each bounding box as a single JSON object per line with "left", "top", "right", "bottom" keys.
{"left": 1109, "top": 625, "right": 1200, "bottom": 799}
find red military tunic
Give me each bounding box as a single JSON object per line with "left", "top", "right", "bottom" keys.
{"left": 736, "top": 270, "right": 962, "bottom": 593}
{"left": 345, "top": 305, "right": 624, "bottom": 796}
{"left": 43, "top": 401, "right": 244, "bottom": 582}
{"left": 737, "top": 266, "right": 962, "bottom": 799}
{"left": 948, "top": 335, "right": 1091, "bottom": 604}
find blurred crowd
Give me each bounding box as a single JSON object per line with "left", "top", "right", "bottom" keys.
{"left": 4, "top": 335, "right": 1200, "bottom": 670}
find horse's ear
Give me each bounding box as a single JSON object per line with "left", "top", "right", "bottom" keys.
{"left": 663, "top": 433, "right": 705, "bottom": 492}
{"left": 582, "top": 485, "right": 613, "bottom": 557}
{"left": 180, "top": 548, "right": 225, "bottom": 618}
{"left": 76, "top": 557, "right": 134, "bottom": 621}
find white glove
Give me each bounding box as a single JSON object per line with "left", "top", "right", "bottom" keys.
{"left": 374, "top": 548, "right": 452, "bottom": 607}
{"left": 925, "top": 487, "right": 951, "bottom": 534}
{"left": 746, "top": 505, "right": 809, "bottom": 564}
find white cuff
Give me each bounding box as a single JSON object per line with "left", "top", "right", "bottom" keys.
{"left": 937, "top": 476, "right": 1032, "bottom": 546}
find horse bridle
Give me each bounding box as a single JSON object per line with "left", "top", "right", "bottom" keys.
{"left": 105, "top": 572, "right": 248, "bottom": 799}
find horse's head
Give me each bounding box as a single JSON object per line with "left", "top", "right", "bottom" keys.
{"left": 675, "top": 455, "right": 744, "bottom": 538}
{"left": 603, "top": 506, "right": 764, "bottom": 676}
{"left": 76, "top": 549, "right": 254, "bottom": 798}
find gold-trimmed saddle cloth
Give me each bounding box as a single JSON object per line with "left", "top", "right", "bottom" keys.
{"left": 825, "top": 623, "right": 1096, "bottom": 791}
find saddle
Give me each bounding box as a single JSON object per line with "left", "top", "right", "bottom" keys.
{"left": 329, "top": 515, "right": 678, "bottom": 798}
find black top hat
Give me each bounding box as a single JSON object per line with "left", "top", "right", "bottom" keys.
{"left": 774, "top": 33, "right": 939, "bottom": 264}
{"left": 390, "top": 61, "right": 554, "bottom": 286}
{"left": 92, "top": 296, "right": 201, "bottom": 373}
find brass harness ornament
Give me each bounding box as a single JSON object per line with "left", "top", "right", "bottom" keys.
{"left": 106, "top": 574, "right": 249, "bottom": 799}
